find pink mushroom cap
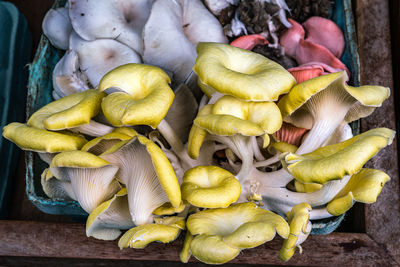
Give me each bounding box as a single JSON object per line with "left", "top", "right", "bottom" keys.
{"left": 302, "top": 16, "right": 345, "bottom": 58}
{"left": 230, "top": 34, "right": 269, "bottom": 50}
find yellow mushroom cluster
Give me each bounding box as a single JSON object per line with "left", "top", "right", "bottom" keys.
{"left": 2, "top": 43, "right": 395, "bottom": 264}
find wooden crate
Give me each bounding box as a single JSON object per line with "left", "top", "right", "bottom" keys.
{"left": 0, "top": 0, "right": 398, "bottom": 265}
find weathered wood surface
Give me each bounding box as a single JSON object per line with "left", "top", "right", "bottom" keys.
{"left": 0, "top": 220, "right": 397, "bottom": 266}
{"left": 356, "top": 0, "right": 400, "bottom": 264}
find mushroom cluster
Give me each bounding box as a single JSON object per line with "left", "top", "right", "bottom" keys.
{"left": 3, "top": 40, "right": 394, "bottom": 263}
{"left": 3, "top": 0, "right": 395, "bottom": 262}
{"left": 44, "top": 0, "right": 227, "bottom": 100}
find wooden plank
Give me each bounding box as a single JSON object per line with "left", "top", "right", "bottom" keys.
{"left": 0, "top": 221, "right": 397, "bottom": 266}
{"left": 356, "top": 0, "right": 400, "bottom": 264}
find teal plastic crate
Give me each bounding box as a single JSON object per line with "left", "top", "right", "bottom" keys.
{"left": 25, "top": 0, "right": 360, "bottom": 229}
{"left": 0, "top": 1, "right": 31, "bottom": 218}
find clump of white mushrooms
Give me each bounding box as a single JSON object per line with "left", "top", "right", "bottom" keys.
{"left": 2, "top": 1, "right": 395, "bottom": 264}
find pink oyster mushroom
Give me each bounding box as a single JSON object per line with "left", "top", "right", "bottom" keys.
{"left": 288, "top": 62, "right": 345, "bottom": 83}
{"left": 274, "top": 122, "right": 308, "bottom": 147}
{"left": 280, "top": 17, "right": 348, "bottom": 75}
{"left": 230, "top": 34, "right": 269, "bottom": 50}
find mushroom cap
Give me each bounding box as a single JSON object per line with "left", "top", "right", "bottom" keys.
{"left": 69, "top": 32, "right": 142, "bottom": 88}
{"left": 28, "top": 89, "right": 106, "bottom": 131}
{"left": 327, "top": 169, "right": 390, "bottom": 216}
{"left": 102, "top": 135, "right": 181, "bottom": 209}
{"left": 187, "top": 202, "right": 289, "bottom": 247}
{"left": 230, "top": 34, "right": 269, "bottom": 50}
{"left": 143, "top": 0, "right": 227, "bottom": 85}
{"left": 194, "top": 95, "right": 282, "bottom": 137}
{"left": 99, "top": 64, "right": 175, "bottom": 129}
{"left": 193, "top": 42, "right": 296, "bottom": 101}
{"left": 180, "top": 231, "right": 194, "bottom": 263}
{"left": 187, "top": 104, "right": 213, "bottom": 159}
{"left": 302, "top": 16, "right": 345, "bottom": 58}
{"left": 190, "top": 234, "right": 240, "bottom": 264}
{"left": 81, "top": 127, "right": 138, "bottom": 155}
{"left": 280, "top": 18, "right": 305, "bottom": 58}
{"left": 181, "top": 166, "right": 241, "bottom": 208}
{"left": 282, "top": 128, "right": 395, "bottom": 184}
{"left": 270, "top": 142, "right": 298, "bottom": 154}
{"left": 68, "top": 0, "right": 152, "bottom": 53}
{"left": 50, "top": 150, "right": 120, "bottom": 213}
{"left": 41, "top": 168, "right": 76, "bottom": 200}
{"left": 52, "top": 50, "right": 90, "bottom": 99}
{"left": 42, "top": 7, "right": 72, "bottom": 50}
{"left": 86, "top": 188, "right": 134, "bottom": 240}
{"left": 152, "top": 202, "right": 186, "bottom": 216}
{"left": 277, "top": 71, "right": 390, "bottom": 128}
{"left": 279, "top": 203, "right": 312, "bottom": 262}
{"left": 118, "top": 224, "right": 181, "bottom": 249}
{"left": 294, "top": 181, "right": 322, "bottom": 193}
{"left": 273, "top": 122, "right": 308, "bottom": 146}
{"left": 2, "top": 122, "right": 87, "bottom": 153}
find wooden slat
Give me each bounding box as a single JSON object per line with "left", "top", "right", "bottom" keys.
{"left": 356, "top": 0, "right": 400, "bottom": 264}
{"left": 0, "top": 220, "right": 397, "bottom": 266}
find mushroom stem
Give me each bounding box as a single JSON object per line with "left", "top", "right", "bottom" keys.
{"left": 259, "top": 175, "right": 351, "bottom": 208}
{"left": 210, "top": 135, "right": 254, "bottom": 183}
{"left": 157, "top": 119, "right": 198, "bottom": 170}
{"left": 251, "top": 136, "right": 266, "bottom": 161}
{"left": 253, "top": 154, "right": 281, "bottom": 168}
{"left": 72, "top": 120, "right": 114, "bottom": 137}
{"left": 309, "top": 208, "right": 335, "bottom": 220}
{"left": 295, "top": 118, "right": 344, "bottom": 155}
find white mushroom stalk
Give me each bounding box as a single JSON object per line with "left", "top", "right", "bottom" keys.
{"left": 278, "top": 71, "right": 390, "bottom": 155}
{"left": 49, "top": 151, "right": 121, "bottom": 213}
{"left": 100, "top": 135, "right": 182, "bottom": 226}
{"left": 42, "top": 7, "right": 72, "bottom": 50}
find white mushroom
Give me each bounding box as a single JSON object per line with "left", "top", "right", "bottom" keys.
{"left": 69, "top": 32, "right": 141, "bottom": 88}
{"left": 143, "top": 0, "right": 227, "bottom": 85}
{"left": 68, "top": 0, "right": 153, "bottom": 53}
{"left": 52, "top": 50, "right": 90, "bottom": 99}
{"left": 42, "top": 7, "right": 72, "bottom": 50}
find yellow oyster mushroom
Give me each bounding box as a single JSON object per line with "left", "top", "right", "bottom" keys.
{"left": 278, "top": 71, "right": 390, "bottom": 154}
{"left": 190, "top": 234, "right": 240, "bottom": 264}
{"left": 99, "top": 63, "right": 197, "bottom": 169}
{"left": 27, "top": 89, "right": 113, "bottom": 137}
{"left": 118, "top": 222, "right": 182, "bottom": 249}
{"left": 81, "top": 127, "right": 138, "bottom": 155}
{"left": 180, "top": 231, "right": 194, "bottom": 263}
{"left": 86, "top": 188, "right": 133, "bottom": 241}
{"left": 294, "top": 181, "right": 322, "bottom": 193}
{"left": 49, "top": 150, "right": 121, "bottom": 213}
{"left": 181, "top": 166, "right": 241, "bottom": 208}
{"left": 279, "top": 203, "right": 312, "bottom": 262}
{"left": 41, "top": 168, "right": 76, "bottom": 200}
{"left": 327, "top": 169, "right": 390, "bottom": 216}
{"left": 100, "top": 135, "right": 181, "bottom": 225}
{"left": 154, "top": 216, "right": 186, "bottom": 230}
{"left": 195, "top": 95, "right": 282, "bottom": 138}
{"left": 2, "top": 122, "right": 87, "bottom": 153}
{"left": 153, "top": 202, "right": 186, "bottom": 216}
{"left": 187, "top": 104, "right": 213, "bottom": 159}
{"left": 99, "top": 63, "right": 174, "bottom": 128}
{"left": 191, "top": 95, "right": 282, "bottom": 182}
{"left": 193, "top": 42, "right": 296, "bottom": 101}
{"left": 187, "top": 202, "right": 289, "bottom": 264}
{"left": 282, "top": 128, "right": 395, "bottom": 184}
